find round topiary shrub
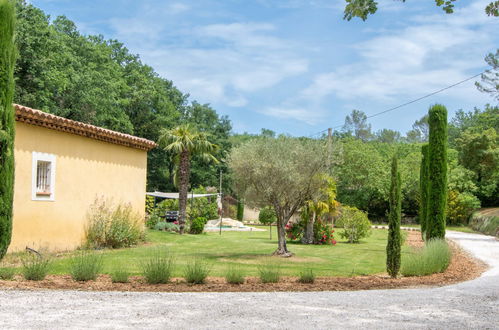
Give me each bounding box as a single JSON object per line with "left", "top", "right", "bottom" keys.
{"left": 190, "top": 217, "right": 207, "bottom": 234}
{"left": 258, "top": 206, "right": 276, "bottom": 225}
{"left": 336, "top": 206, "right": 372, "bottom": 243}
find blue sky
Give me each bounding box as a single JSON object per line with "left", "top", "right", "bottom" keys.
{"left": 31, "top": 0, "right": 498, "bottom": 136}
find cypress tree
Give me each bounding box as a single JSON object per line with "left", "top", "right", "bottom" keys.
{"left": 386, "top": 155, "right": 401, "bottom": 278}
{"left": 426, "top": 104, "right": 448, "bottom": 241}
{"left": 419, "top": 144, "right": 429, "bottom": 240}
{"left": 236, "top": 199, "right": 244, "bottom": 221}
{"left": 0, "top": 0, "right": 16, "bottom": 260}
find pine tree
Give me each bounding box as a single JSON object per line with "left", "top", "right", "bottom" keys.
{"left": 426, "top": 104, "right": 448, "bottom": 241}
{"left": 419, "top": 144, "right": 429, "bottom": 240}
{"left": 0, "top": 0, "right": 16, "bottom": 260}
{"left": 386, "top": 155, "right": 401, "bottom": 278}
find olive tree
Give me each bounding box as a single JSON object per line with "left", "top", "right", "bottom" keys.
{"left": 229, "top": 137, "right": 327, "bottom": 257}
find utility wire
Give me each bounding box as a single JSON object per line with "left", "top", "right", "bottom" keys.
{"left": 306, "top": 71, "right": 485, "bottom": 137}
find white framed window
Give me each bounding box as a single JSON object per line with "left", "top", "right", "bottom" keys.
{"left": 32, "top": 152, "right": 56, "bottom": 201}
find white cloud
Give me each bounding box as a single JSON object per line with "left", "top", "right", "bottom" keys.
{"left": 167, "top": 3, "right": 190, "bottom": 14}
{"left": 299, "top": 0, "right": 498, "bottom": 104}
{"left": 262, "top": 106, "right": 324, "bottom": 124}
{"left": 127, "top": 21, "right": 309, "bottom": 108}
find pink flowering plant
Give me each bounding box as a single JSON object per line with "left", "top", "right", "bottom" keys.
{"left": 285, "top": 221, "right": 303, "bottom": 242}
{"left": 313, "top": 220, "right": 336, "bottom": 245}
{"left": 285, "top": 219, "right": 336, "bottom": 245}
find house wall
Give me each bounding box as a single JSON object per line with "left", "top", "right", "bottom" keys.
{"left": 9, "top": 122, "right": 148, "bottom": 252}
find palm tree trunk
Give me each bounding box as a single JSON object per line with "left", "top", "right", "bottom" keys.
{"left": 303, "top": 212, "right": 316, "bottom": 244}
{"left": 178, "top": 149, "right": 190, "bottom": 234}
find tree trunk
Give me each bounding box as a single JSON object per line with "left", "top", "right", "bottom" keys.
{"left": 301, "top": 212, "right": 316, "bottom": 244}
{"left": 178, "top": 149, "right": 190, "bottom": 234}
{"left": 272, "top": 215, "right": 293, "bottom": 257}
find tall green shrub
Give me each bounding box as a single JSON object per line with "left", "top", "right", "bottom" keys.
{"left": 387, "top": 155, "right": 401, "bottom": 278}
{"left": 419, "top": 144, "right": 429, "bottom": 239}
{"left": 0, "top": 0, "right": 16, "bottom": 260}
{"left": 426, "top": 104, "right": 448, "bottom": 241}
{"left": 236, "top": 200, "right": 244, "bottom": 221}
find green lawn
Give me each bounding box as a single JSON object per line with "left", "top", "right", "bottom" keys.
{"left": 27, "top": 228, "right": 415, "bottom": 278}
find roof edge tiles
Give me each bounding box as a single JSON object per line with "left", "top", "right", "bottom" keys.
{"left": 14, "top": 104, "right": 157, "bottom": 151}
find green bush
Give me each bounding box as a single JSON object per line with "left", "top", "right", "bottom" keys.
{"left": 84, "top": 198, "right": 145, "bottom": 249}
{"left": 0, "top": 267, "right": 15, "bottom": 280}
{"left": 21, "top": 254, "right": 51, "bottom": 281}
{"left": 146, "top": 214, "right": 162, "bottom": 229}
{"left": 258, "top": 261, "right": 281, "bottom": 283}
{"left": 189, "top": 217, "right": 207, "bottom": 235}
{"left": 154, "top": 221, "right": 167, "bottom": 231}
{"left": 70, "top": 251, "right": 103, "bottom": 281}
{"left": 469, "top": 212, "right": 499, "bottom": 237}
{"left": 153, "top": 199, "right": 179, "bottom": 216}
{"left": 336, "top": 206, "right": 372, "bottom": 243}
{"left": 110, "top": 268, "right": 130, "bottom": 283}
{"left": 401, "top": 239, "right": 451, "bottom": 276}
{"left": 225, "top": 266, "right": 245, "bottom": 284}
{"left": 141, "top": 250, "right": 174, "bottom": 284}
{"left": 224, "top": 204, "right": 237, "bottom": 219}
{"left": 259, "top": 206, "right": 277, "bottom": 225}
{"left": 184, "top": 258, "right": 211, "bottom": 284}
{"left": 298, "top": 269, "right": 315, "bottom": 284}
{"left": 165, "top": 222, "right": 180, "bottom": 232}
{"left": 153, "top": 221, "right": 180, "bottom": 233}
{"left": 446, "top": 190, "right": 481, "bottom": 225}
{"left": 188, "top": 187, "right": 219, "bottom": 221}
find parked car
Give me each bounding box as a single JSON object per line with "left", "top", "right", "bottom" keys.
{"left": 165, "top": 211, "right": 179, "bottom": 222}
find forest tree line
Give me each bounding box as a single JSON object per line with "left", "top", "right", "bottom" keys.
{"left": 13, "top": 1, "right": 231, "bottom": 193}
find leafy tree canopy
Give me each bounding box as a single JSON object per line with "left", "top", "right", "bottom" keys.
{"left": 343, "top": 0, "right": 499, "bottom": 21}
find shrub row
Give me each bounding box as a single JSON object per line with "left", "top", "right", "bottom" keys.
{"left": 0, "top": 252, "right": 316, "bottom": 285}
{"left": 401, "top": 239, "right": 451, "bottom": 276}
{"left": 1, "top": 240, "right": 452, "bottom": 283}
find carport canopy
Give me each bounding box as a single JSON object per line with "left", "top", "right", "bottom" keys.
{"left": 146, "top": 191, "right": 219, "bottom": 199}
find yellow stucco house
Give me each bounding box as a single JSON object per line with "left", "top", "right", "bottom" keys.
{"left": 9, "top": 104, "right": 156, "bottom": 252}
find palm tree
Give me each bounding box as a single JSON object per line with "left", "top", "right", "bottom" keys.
{"left": 301, "top": 175, "right": 338, "bottom": 244}
{"left": 158, "top": 125, "right": 218, "bottom": 234}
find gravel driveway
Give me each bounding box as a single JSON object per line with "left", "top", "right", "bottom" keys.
{"left": 0, "top": 231, "right": 498, "bottom": 329}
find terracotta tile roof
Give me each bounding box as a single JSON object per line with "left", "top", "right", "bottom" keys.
{"left": 14, "top": 104, "right": 157, "bottom": 151}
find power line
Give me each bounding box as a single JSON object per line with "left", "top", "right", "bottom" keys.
{"left": 307, "top": 128, "right": 329, "bottom": 138}
{"left": 307, "top": 70, "right": 485, "bottom": 136}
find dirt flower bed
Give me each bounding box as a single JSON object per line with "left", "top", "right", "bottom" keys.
{"left": 0, "top": 231, "right": 487, "bottom": 292}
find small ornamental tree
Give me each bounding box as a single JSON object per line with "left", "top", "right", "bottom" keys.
{"left": 426, "top": 104, "right": 448, "bottom": 241}
{"left": 259, "top": 206, "right": 277, "bottom": 240}
{"left": 230, "top": 137, "right": 327, "bottom": 256}
{"left": 0, "top": 0, "right": 16, "bottom": 260}
{"left": 419, "top": 144, "right": 429, "bottom": 240}
{"left": 387, "top": 155, "right": 402, "bottom": 278}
